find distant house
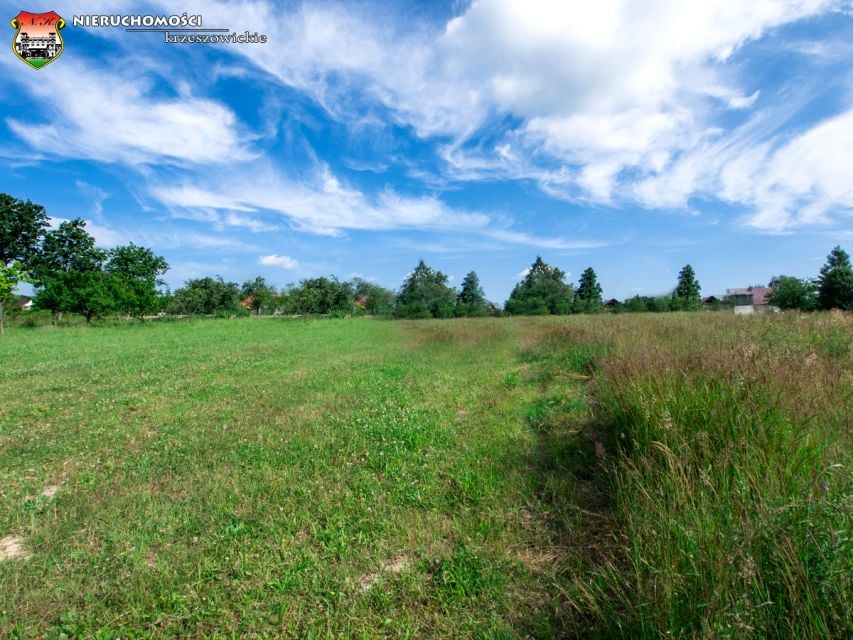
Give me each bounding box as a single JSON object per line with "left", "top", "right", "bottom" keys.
{"left": 726, "top": 287, "right": 777, "bottom": 314}
{"left": 702, "top": 295, "right": 720, "bottom": 306}
{"left": 14, "top": 296, "right": 33, "bottom": 311}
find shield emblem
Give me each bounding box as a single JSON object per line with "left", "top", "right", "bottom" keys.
{"left": 10, "top": 11, "right": 65, "bottom": 70}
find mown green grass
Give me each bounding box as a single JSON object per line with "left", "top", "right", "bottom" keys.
{"left": 1, "top": 314, "right": 849, "bottom": 638}
{"left": 0, "top": 317, "right": 594, "bottom": 638}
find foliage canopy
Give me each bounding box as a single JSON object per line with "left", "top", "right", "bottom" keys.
{"left": 396, "top": 260, "right": 456, "bottom": 319}
{"left": 504, "top": 256, "right": 574, "bottom": 315}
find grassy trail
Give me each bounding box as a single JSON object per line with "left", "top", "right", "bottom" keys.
{"left": 0, "top": 317, "right": 599, "bottom": 638}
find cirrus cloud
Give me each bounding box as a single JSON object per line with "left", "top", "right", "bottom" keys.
{"left": 169, "top": 0, "right": 849, "bottom": 231}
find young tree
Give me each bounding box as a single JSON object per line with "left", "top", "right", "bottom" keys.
{"left": 105, "top": 244, "right": 169, "bottom": 318}
{"left": 456, "top": 271, "right": 489, "bottom": 317}
{"left": 574, "top": 266, "right": 604, "bottom": 313}
{"left": 396, "top": 260, "right": 456, "bottom": 319}
{"left": 672, "top": 264, "right": 701, "bottom": 310}
{"left": 817, "top": 246, "right": 853, "bottom": 311}
{"left": 1, "top": 193, "right": 50, "bottom": 331}
{"left": 241, "top": 276, "right": 276, "bottom": 315}
{"left": 504, "top": 256, "right": 574, "bottom": 315}
{"left": 767, "top": 275, "right": 818, "bottom": 311}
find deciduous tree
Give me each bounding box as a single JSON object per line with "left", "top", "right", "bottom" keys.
{"left": 106, "top": 244, "right": 169, "bottom": 318}
{"left": 396, "top": 260, "right": 456, "bottom": 319}
{"left": 0, "top": 262, "right": 31, "bottom": 335}
{"left": 0, "top": 193, "right": 49, "bottom": 269}
{"left": 0, "top": 193, "right": 49, "bottom": 333}
{"left": 284, "top": 277, "right": 354, "bottom": 315}
{"left": 352, "top": 278, "right": 396, "bottom": 316}
{"left": 241, "top": 276, "right": 277, "bottom": 315}
{"left": 34, "top": 218, "right": 106, "bottom": 280}
{"left": 168, "top": 277, "right": 244, "bottom": 316}
{"left": 34, "top": 219, "right": 105, "bottom": 319}
{"left": 767, "top": 275, "right": 817, "bottom": 311}
{"left": 37, "top": 270, "right": 116, "bottom": 324}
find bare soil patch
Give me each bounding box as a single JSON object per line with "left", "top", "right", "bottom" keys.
{"left": 358, "top": 554, "right": 411, "bottom": 592}
{"left": 0, "top": 535, "right": 29, "bottom": 561}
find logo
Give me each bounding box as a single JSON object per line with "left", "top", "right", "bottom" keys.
{"left": 10, "top": 10, "right": 65, "bottom": 69}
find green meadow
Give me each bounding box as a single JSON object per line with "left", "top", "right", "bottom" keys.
{"left": 0, "top": 314, "right": 850, "bottom": 638}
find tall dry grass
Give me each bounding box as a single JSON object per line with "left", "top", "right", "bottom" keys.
{"left": 544, "top": 312, "right": 851, "bottom": 637}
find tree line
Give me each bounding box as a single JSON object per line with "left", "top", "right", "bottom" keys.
{"left": 161, "top": 258, "right": 697, "bottom": 319}
{"left": 2, "top": 192, "right": 851, "bottom": 331}
{"left": 146, "top": 250, "right": 853, "bottom": 319}
{"left": 160, "top": 263, "right": 486, "bottom": 319}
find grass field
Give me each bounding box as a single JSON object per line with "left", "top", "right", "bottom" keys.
{"left": 0, "top": 314, "right": 850, "bottom": 638}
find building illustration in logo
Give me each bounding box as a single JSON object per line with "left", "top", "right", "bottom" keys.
{"left": 11, "top": 10, "right": 65, "bottom": 69}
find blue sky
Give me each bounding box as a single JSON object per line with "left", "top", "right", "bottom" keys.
{"left": 1, "top": 0, "right": 851, "bottom": 302}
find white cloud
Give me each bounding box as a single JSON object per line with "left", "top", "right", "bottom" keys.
{"left": 259, "top": 254, "right": 299, "bottom": 269}
{"left": 414, "top": 0, "right": 840, "bottom": 215}
{"left": 732, "top": 109, "right": 853, "bottom": 231}
{"left": 75, "top": 181, "right": 109, "bottom": 218}
{"left": 635, "top": 107, "right": 853, "bottom": 232}
{"left": 3, "top": 56, "right": 251, "bottom": 166}
{"left": 85, "top": 221, "right": 127, "bottom": 247}
{"left": 486, "top": 229, "right": 614, "bottom": 251}
{"left": 205, "top": 0, "right": 835, "bottom": 140}
{"left": 150, "top": 165, "right": 490, "bottom": 235}
{"left": 168, "top": 208, "right": 282, "bottom": 234}
{"left": 48, "top": 216, "right": 259, "bottom": 252}
{"left": 8, "top": 0, "right": 849, "bottom": 236}
{"left": 48, "top": 216, "right": 126, "bottom": 247}
{"left": 221, "top": 212, "right": 281, "bottom": 233}
{"left": 149, "top": 165, "right": 619, "bottom": 249}
{"left": 172, "top": 0, "right": 845, "bottom": 230}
